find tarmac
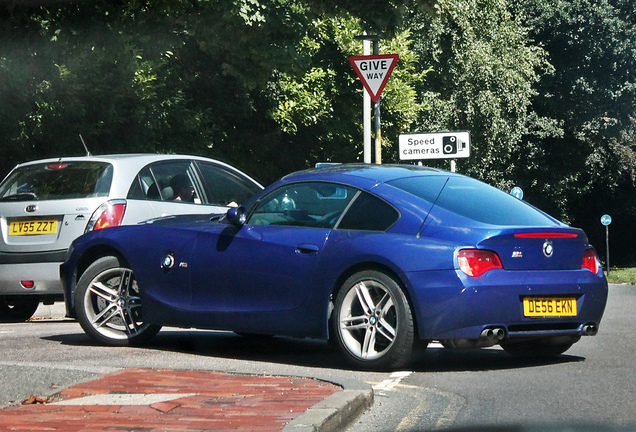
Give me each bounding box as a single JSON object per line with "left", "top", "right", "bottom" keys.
{"left": 0, "top": 304, "right": 374, "bottom": 432}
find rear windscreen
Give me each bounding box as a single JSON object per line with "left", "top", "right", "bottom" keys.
{"left": 0, "top": 162, "right": 113, "bottom": 201}
{"left": 389, "top": 175, "right": 558, "bottom": 226}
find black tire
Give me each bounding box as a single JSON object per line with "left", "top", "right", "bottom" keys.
{"left": 74, "top": 256, "right": 161, "bottom": 346}
{"left": 501, "top": 335, "right": 580, "bottom": 358}
{"left": 331, "top": 270, "right": 415, "bottom": 370}
{"left": 0, "top": 296, "right": 40, "bottom": 322}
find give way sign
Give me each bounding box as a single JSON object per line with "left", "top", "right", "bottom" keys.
{"left": 349, "top": 54, "right": 399, "bottom": 102}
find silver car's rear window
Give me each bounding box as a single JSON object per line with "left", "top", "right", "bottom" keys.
{"left": 0, "top": 161, "right": 113, "bottom": 201}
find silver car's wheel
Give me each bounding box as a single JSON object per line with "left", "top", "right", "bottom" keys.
{"left": 332, "top": 270, "right": 414, "bottom": 370}
{"left": 74, "top": 256, "right": 160, "bottom": 346}
{"left": 0, "top": 296, "right": 40, "bottom": 322}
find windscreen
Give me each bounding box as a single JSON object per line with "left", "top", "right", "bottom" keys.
{"left": 0, "top": 161, "right": 113, "bottom": 201}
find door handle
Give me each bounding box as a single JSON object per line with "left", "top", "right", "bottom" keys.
{"left": 296, "top": 244, "right": 320, "bottom": 254}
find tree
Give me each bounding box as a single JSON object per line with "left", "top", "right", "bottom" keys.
{"left": 406, "top": 0, "right": 550, "bottom": 189}
{"left": 0, "top": 0, "right": 427, "bottom": 184}
{"left": 512, "top": 0, "right": 636, "bottom": 264}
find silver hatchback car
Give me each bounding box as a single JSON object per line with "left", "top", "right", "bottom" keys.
{"left": 0, "top": 154, "right": 263, "bottom": 321}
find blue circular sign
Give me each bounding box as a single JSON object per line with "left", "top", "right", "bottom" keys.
{"left": 510, "top": 187, "right": 523, "bottom": 200}
{"left": 601, "top": 214, "right": 612, "bottom": 226}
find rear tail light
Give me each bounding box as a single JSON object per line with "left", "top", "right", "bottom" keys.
{"left": 85, "top": 200, "right": 127, "bottom": 233}
{"left": 514, "top": 232, "right": 578, "bottom": 238}
{"left": 458, "top": 249, "right": 503, "bottom": 277}
{"left": 582, "top": 248, "right": 600, "bottom": 274}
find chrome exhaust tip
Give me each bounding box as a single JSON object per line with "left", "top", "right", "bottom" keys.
{"left": 582, "top": 324, "right": 598, "bottom": 336}
{"left": 480, "top": 327, "right": 505, "bottom": 342}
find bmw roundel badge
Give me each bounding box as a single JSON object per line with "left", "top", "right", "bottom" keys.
{"left": 543, "top": 241, "right": 554, "bottom": 257}
{"left": 162, "top": 254, "right": 175, "bottom": 269}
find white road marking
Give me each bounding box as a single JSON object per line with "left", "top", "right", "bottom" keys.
{"left": 373, "top": 371, "right": 413, "bottom": 391}
{"left": 53, "top": 393, "right": 197, "bottom": 405}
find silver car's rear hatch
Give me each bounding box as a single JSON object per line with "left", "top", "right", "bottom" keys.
{"left": 0, "top": 198, "right": 107, "bottom": 253}
{"left": 0, "top": 160, "right": 114, "bottom": 254}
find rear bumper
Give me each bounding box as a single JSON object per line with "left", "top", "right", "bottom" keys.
{"left": 404, "top": 268, "right": 608, "bottom": 341}
{"left": 0, "top": 250, "right": 67, "bottom": 265}
{"left": 0, "top": 262, "right": 64, "bottom": 295}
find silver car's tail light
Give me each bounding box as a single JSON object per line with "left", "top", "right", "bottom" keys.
{"left": 85, "top": 200, "right": 127, "bottom": 233}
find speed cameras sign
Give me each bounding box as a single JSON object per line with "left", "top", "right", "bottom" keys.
{"left": 398, "top": 131, "right": 471, "bottom": 161}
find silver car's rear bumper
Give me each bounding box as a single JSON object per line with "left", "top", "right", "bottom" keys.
{"left": 0, "top": 262, "right": 64, "bottom": 295}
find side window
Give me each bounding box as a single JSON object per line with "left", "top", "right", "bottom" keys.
{"left": 248, "top": 182, "right": 356, "bottom": 228}
{"left": 127, "top": 167, "right": 152, "bottom": 200}
{"left": 197, "top": 162, "right": 262, "bottom": 206}
{"left": 128, "top": 162, "right": 200, "bottom": 203}
{"left": 337, "top": 192, "right": 399, "bottom": 231}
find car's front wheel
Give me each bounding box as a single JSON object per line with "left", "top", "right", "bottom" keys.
{"left": 74, "top": 256, "right": 161, "bottom": 346}
{"left": 0, "top": 296, "right": 40, "bottom": 322}
{"left": 331, "top": 270, "right": 415, "bottom": 370}
{"left": 500, "top": 335, "right": 580, "bottom": 358}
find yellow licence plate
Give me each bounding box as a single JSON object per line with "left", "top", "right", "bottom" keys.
{"left": 523, "top": 297, "right": 577, "bottom": 317}
{"left": 9, "top": 220, "right": 59, "bottom": 236}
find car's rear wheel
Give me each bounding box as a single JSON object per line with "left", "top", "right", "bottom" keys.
{"left": 0, "top": 296, "right": 40, "bottom": 322}
{"left": 331, "top": 270, "right": 414, "bottom": 370}
{"left": 500, "top": 335, "right": 580, "bottom": 358}
{"left": 74, "top": 256, "right": 161, "bottom": 346}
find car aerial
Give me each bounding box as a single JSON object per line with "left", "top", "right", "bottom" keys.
{"left": 61, "top": 164, "right": 607, "bottom": 370}
{"left": 0, "top": 154, "right": 263, "bottom": 322}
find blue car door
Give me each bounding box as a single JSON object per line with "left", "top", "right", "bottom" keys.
{"left": 188, "top": 182, "right": 357, "bottom": 314}
{"left": 189, "top": 224, "right": 329, "bottom": 313}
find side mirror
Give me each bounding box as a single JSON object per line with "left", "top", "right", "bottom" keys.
{"left": 226, "top": 206, "right": 247, "bottom": 226}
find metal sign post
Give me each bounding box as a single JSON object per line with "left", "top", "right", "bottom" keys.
{"left": 363, "top": 37, "right": 371, "bottom": 164}
{"left": 601, "top": 214, "right": 612, "bottom": 275}
{"left": 351, "top": 36, "right": 399, "bottom": 164}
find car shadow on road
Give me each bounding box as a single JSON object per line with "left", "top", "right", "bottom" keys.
{"left": 410, "top": 345, "right": 585, "bottom": 372}
{"left": 44, "top": 326, "right": 585, "bottom": 372}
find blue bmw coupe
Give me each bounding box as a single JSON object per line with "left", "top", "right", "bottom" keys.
{"left": 61, "top": 164, "right": 607, "bottom": 370}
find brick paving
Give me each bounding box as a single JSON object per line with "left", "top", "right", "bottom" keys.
{"left": 0, "top": 368, "right": 342, "bottom": 431}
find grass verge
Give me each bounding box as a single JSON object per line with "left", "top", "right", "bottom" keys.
{"left": 606, "top": 268, "right": 636, "bottom": 285}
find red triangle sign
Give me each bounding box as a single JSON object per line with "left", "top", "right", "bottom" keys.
{"left": 349, "top": 54, "right": 399, "bottom": 102}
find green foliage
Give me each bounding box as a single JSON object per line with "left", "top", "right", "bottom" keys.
{"left": 2, "top": 0, "right": 636, "bottom": 265}
{"left": 268, "top": 15, "right": 427, "bottom": 165}
{"left": 511, "top": 0, "right": 636, "bottom": 264}
{"left": 408, "top": 0, "right": 550, "bottom": 188}
{"left": 0, "top": 0, "right": 427, "bottom": 182}
{"left": 606, "top": 268, "right": 636, "bottom": 285}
